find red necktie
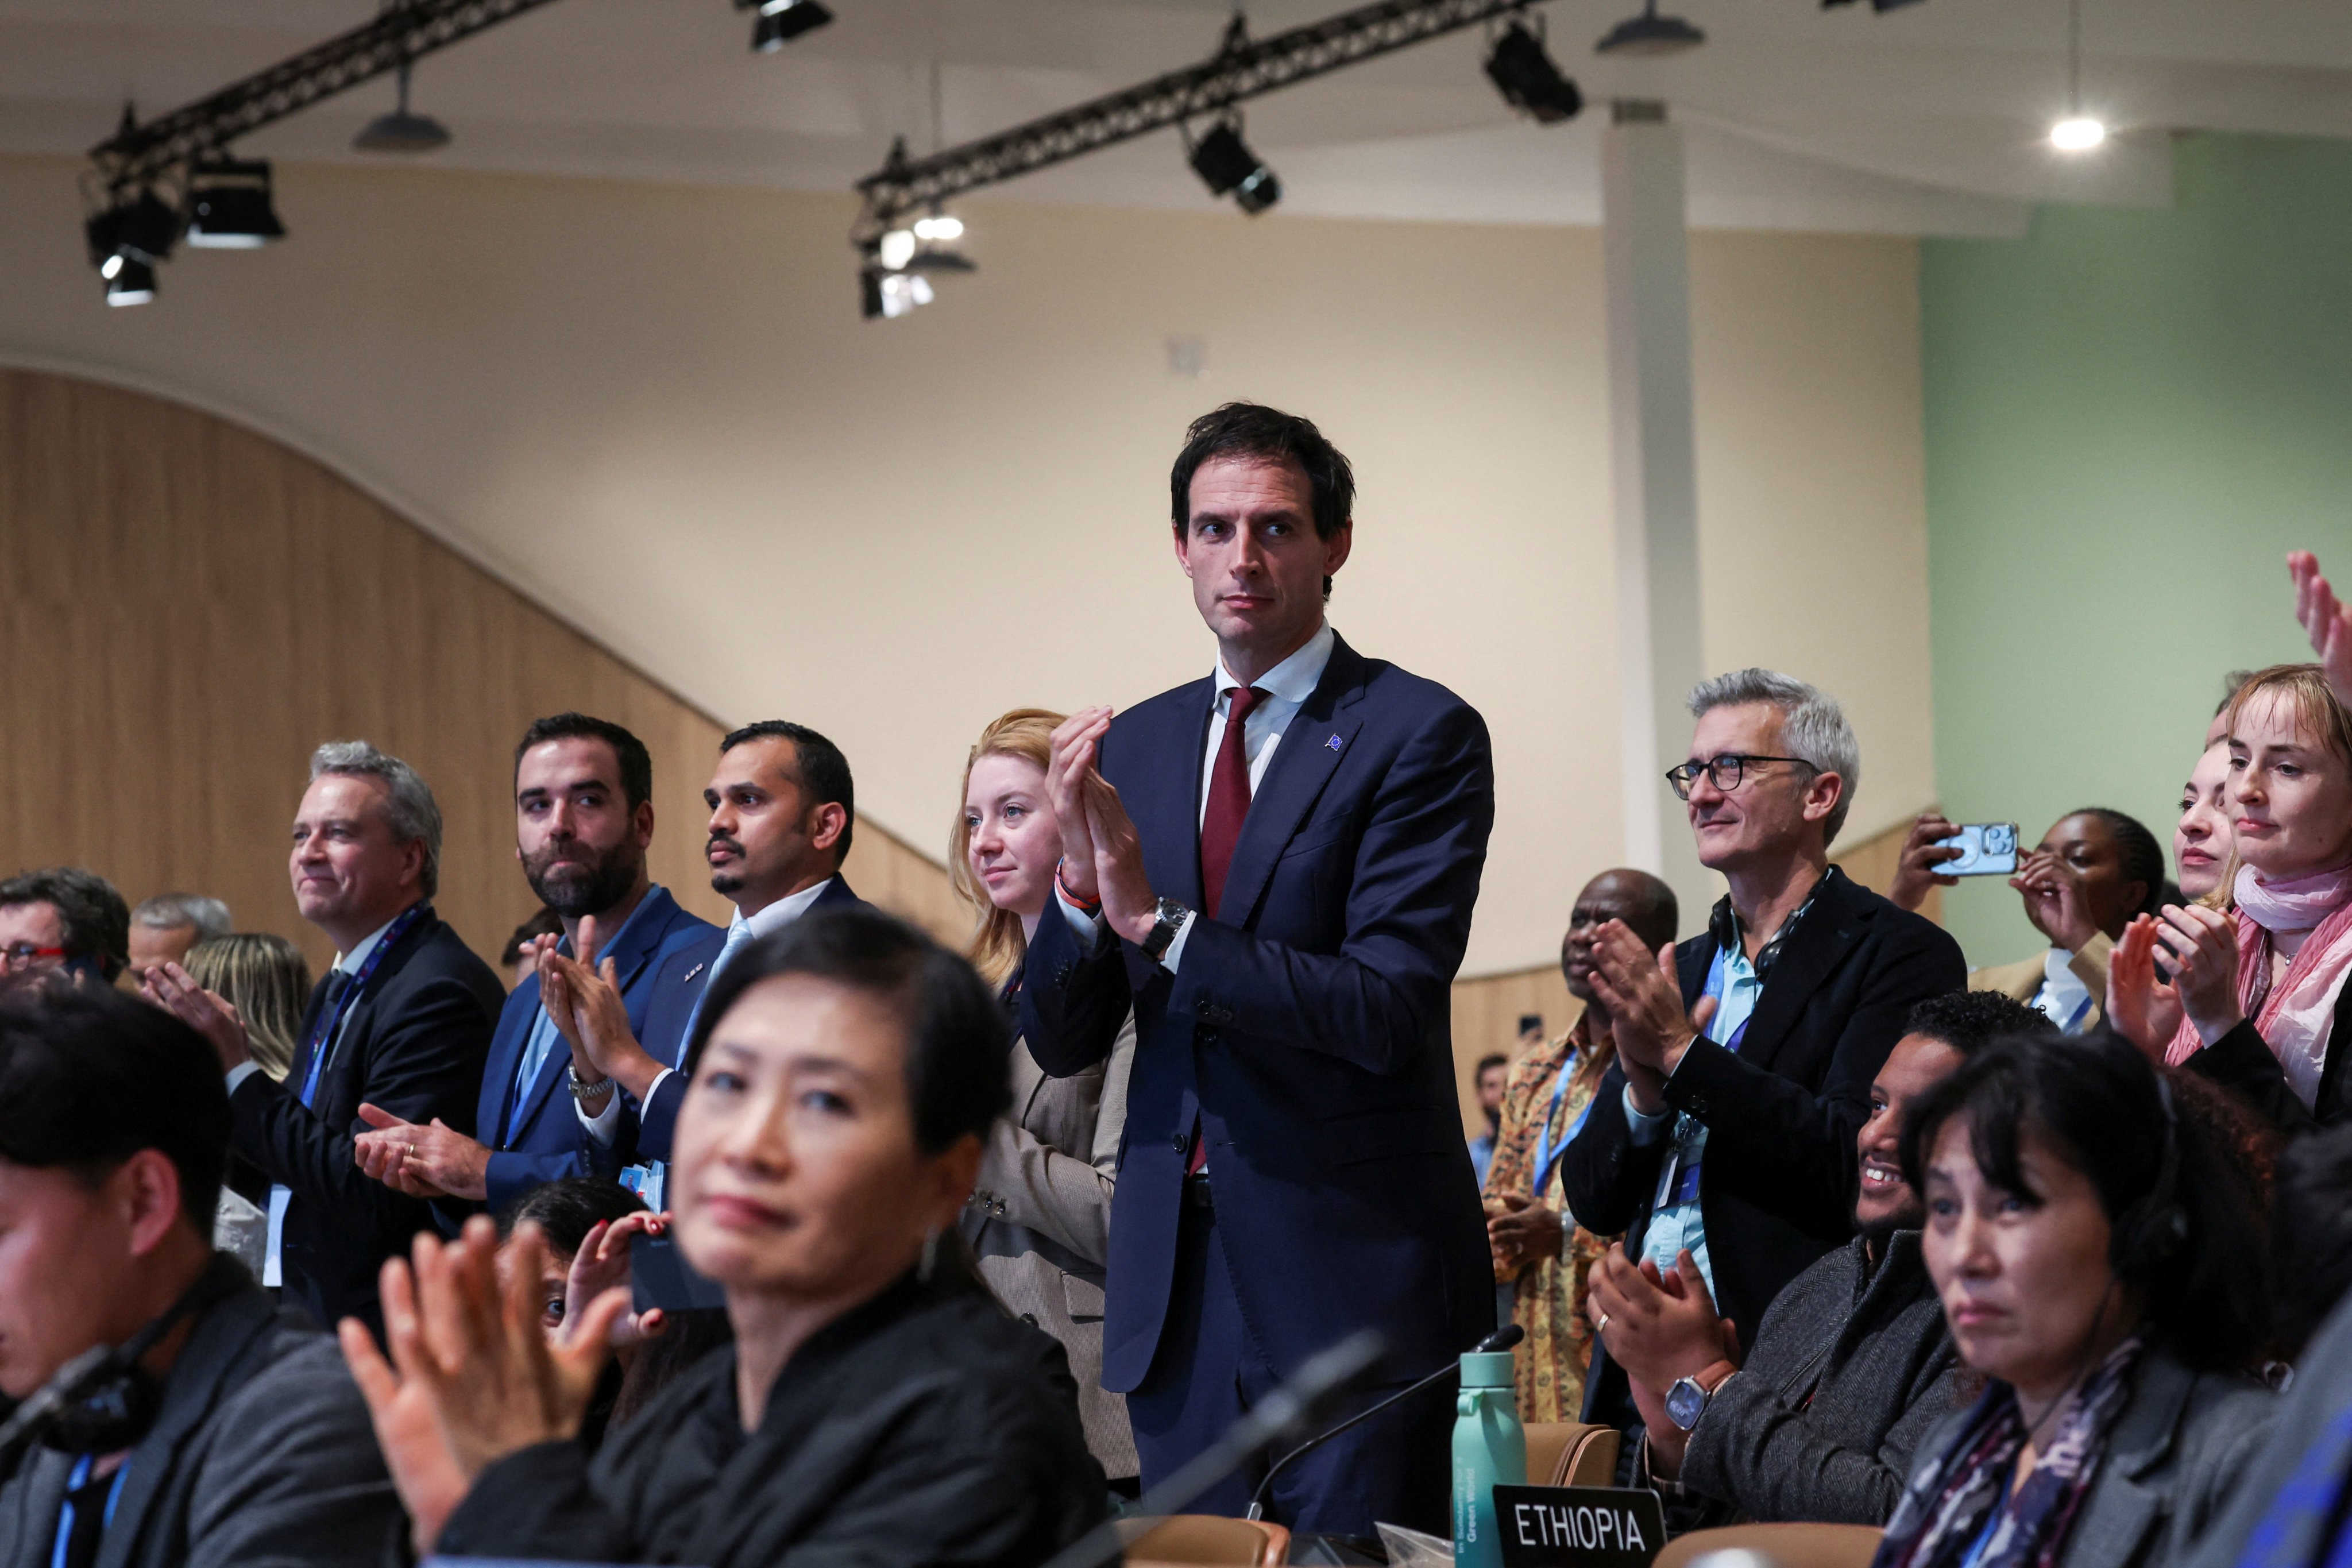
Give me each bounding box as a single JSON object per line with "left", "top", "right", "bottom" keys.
{"left": 1189, "top": 686, "right": 1264, "bottom": 1178}
{"left": 1200, "top": 686, "right": 1267, "bottom": 921}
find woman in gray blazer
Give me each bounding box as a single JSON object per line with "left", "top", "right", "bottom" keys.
{"left": 1874, "top": 1031, "right": 2271, "bottom": 1568}
{"left": 953, "top": 708, "right": 1138, "bottom": 1484}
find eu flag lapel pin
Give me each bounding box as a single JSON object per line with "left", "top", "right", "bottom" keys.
{"left": 1326, "top": 733, "right": 1344, "bottom": 752}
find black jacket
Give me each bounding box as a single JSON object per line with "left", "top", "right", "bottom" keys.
{"left": 1679, "top": 1230, "right": 1963, "bottom": 1525}
{"left": 2181, "top": 982, "right": 2352, "bottom": 1136}
{"left": 0, "top": 1257, "right": 399, "bottom": 1568}
{"left": 437, "top": 1273, "right": 1107, "bottom": 1567}
{"left": 228, "top": 908, "right": 503, "bottom": 1337}
{"left": 1561, "top": 866, "right": 1965, "bottom": 1355}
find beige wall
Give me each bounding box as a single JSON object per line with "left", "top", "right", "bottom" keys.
{"left": 0, "top": 153, "right": 1932, "bottom": 975}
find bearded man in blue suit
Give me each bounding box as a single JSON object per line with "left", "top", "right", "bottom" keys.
{"left": 1023, "top": 403, "right": 1496, "bottom": 1538}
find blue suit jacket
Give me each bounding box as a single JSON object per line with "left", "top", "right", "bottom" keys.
{"left": 623, "top": 875, "right": 868, "bottom": 1166}
{"left": 1020, "top": 634, "right": 1497, "bottom": 1392}
{"left": 475, "top": 885, "right": 717, "bottom": 1212}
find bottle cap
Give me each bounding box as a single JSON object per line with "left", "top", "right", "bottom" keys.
{"left": 1459, "top": 1350, "right": 1516, "bottom": 1388}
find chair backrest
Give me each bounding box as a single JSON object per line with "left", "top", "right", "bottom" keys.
{"left": 1523, "top": 1422, "right": 1624, "bottom": 1488}
{"left": 1654, "top": 1521, "right": 1884, "bottom": 1568}
{"left": 1116, "top": 1513, "right": 1293, "bottom": 1566}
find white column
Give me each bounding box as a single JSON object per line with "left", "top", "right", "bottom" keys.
{"left": 1602, "top": 99, "right": 1712, "bottom": 922}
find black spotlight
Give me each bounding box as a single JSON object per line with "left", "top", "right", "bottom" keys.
{"left": 1485, "top": 18, "right": 1583, "bottom": 123}
{"left": 104, "top": 254, "right": 158, "bottom": 307}
{"left": 1188, "top": 119, "right": 1280, "bottom": 215}
{"left": 185, "top": 159, "right": 285, "bottom": 248}
{"left": 749, "top": 0, "right": 833, "bottom": 49}
{"left": 86, "top": 187, "right": 180, "bottom": 265}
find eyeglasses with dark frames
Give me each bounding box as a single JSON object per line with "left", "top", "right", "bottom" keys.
{"left": 1664, "top": 754, "right": 1820, "bottom": 801}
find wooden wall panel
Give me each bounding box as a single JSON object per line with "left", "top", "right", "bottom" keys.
{"left": 1444, "top": 810, "right": 1941, "bottom": 1136}
{"left": 0, "top": 369, "right": 965, "bottom": 975}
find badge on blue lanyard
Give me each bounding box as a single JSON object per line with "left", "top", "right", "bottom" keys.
{"left": 298, "top": 903, "right": 427, "bottom": 1110}
{"left": 52, "top": 1455, "right": 129, "bottom": 1568}
{"left": 1530, "top": 1050, "right": 1591, "bottom": 1199}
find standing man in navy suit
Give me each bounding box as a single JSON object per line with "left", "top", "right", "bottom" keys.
{"left": 350, "top": 715, "right": 715, "bottom": 1214}
{"left": 540, "top": 721, "right": 866, "bottom": 1202}
{"left": 1024, "top": 403, "right": 1496, "bottom": 1536}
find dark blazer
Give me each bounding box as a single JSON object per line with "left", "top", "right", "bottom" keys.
{"left": 1895, "top": 1350, "right": 2271, "bottom": 1568}
{"left": 435, "top": 1272, "right": 1105, "bottom": 1567}
{"left": 0, "top": 1258, "right": 399, "bottom": 1568}
{"left": 229, "top": 907, "right": 504, "bottom": 1335}
{"left": 2177, "top": 1289, "right": 2352, "bottom": 1568}
{"left": 1679, "top": 1231, "right": 1962, "bottom": 1525}
{"left": 625, "top": 875, "right": 867, "bottom": 1166}
{"left": 1561, "top": 866, "right": 1965, "bottom": 1355}
{"left": 1020, "top": 633, "right": 1496, "bottom": 1391}
{"left": 2182, "top": 984, "right": 2352, "bottom": 1136}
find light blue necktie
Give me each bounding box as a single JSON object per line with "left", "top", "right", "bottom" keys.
{"left": 676, "top": 920, "right": 756, "bottom": 1067}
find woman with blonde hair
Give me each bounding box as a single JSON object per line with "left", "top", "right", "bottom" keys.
{"left": 184, "top": 931, "right": 310, "bottom": 1082}
{"left": 950, "top": 707, "right": 1140, "bottom": 1490}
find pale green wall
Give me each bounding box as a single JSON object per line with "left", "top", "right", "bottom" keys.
{"left": 1921, "top": 133, "right": 2352, "bottom": 967}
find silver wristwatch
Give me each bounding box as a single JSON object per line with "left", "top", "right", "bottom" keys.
{"left": 1140, "top": 897, "right": 1190, "bottom": 962}
{"left": 567, "top": 1063, "right": 616, "bottom": 1103}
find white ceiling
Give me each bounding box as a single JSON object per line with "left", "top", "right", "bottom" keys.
{"left": 7, "top": 0, "right": 2352, "bottom": 237}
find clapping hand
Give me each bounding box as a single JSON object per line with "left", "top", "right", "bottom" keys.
{"left": 2147, "top": 903, "right": 2243, "bottom": 1046}
{"left": 1488, "top": 1192, "right": 1565, "bottom": 1276}
{"left": 563, "top": 1212, "right": 672, "bottom": 1349}
{"left": 339, "top": 1216, "right": 628, "bottom": 1554}
{"left": 353, "top": 1104, "right": 489, "bottom": 1202}
{"left": 1045, "top": 707, "right": 1162, "bottom": 948}
{"left": 140, "top": 962, "right": 252, "bottom": 1072}
{"left": 2292, "top": 553, "right": 2352, "bottom": 709}
{"left": 539, "top": 916, "right": 658, "bottom": 1101}
{"left": 1584, "top": 922, "right": 1714, "bottom": 1115}
{"left": 1887, "top": 812, "right": 1964, "bottom": 913}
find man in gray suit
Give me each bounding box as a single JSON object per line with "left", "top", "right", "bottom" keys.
{"left": 0, "top": 985, "right": 397, "bottom": 1568}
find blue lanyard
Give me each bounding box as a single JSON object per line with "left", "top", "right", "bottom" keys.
{"left": 52, "top": 1455, "right": 129, "bottom": 1568}
{"left": 298, "top": 903, "right": 426, "bottom": 1109}
{"left": 1530, "top": 1050, "right": 1591, "bottom": 1198}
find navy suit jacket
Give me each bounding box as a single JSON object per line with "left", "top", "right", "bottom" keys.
{"left": 623, "top": 875, "right": 868, "bottom": 1166}
{"left": 1020, "top": 634, "right": 1496, "bottom": 1392}
{"left": 473, "top": 885, "right": 717, "bottom": 1213}
{"left": 229, "top": 908, "right": 505, "bottom": 1336}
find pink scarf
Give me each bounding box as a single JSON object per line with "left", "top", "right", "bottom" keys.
{"left": 2167, "top": 863, "right": 2352, "bottom": 1107}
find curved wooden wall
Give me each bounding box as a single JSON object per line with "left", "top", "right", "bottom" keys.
{"left": 0, "top": 368, "right": 968, "bottom": 978}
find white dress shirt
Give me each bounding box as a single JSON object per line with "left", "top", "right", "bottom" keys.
{"left": 577, "top": 875, "right": 839, "bottom": 1140}
{"left": 227, "top": 909, "right": 405, "bottom": 1287}
{"left": 1058, "top": 620, "right": 1337, "bottom": 971}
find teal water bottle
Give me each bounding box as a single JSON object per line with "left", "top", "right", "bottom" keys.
{"left": 1453, "top": 1349, "right": 1527, "bottom": 1568}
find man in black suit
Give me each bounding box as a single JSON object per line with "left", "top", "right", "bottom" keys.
{"left": 150, "top": 741, "right": 503, "bottom": 1338}
{"left": 1563, "top": 669, "right": 1964, "bottom": 1429}
{"left": 1024, "top": 403, "right": 1495, "bottom": 1535}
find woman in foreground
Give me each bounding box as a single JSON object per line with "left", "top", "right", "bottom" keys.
{"left": 1872, "top": 1031, "right": 2270, "bottom": 1568}
{"left": 340, "top": 906, "right": 1106, "bottom": 1566}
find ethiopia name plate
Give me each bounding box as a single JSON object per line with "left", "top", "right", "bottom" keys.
{"left": 1492, "top": 1485, "right": 1668, "bottom": 1568}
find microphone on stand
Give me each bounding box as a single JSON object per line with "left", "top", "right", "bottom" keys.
{"left": 1036, "top": 1327, "right": 1388, "bottom": 1568}
{"left": 1245, "top": 1323, "right": 1524, "bottom": 1521}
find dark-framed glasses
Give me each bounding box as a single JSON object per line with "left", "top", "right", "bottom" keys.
{"left": 1665, "top": 754, "right": 1819, "bottom": 800}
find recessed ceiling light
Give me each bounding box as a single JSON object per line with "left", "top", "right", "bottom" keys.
{"left": 2050, "top": 115, "right": 2105, "bottom": 152}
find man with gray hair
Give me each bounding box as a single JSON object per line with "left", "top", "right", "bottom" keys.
{"left": 1563, "top": 669, "right": 1962, "bottom": 1430}
{"left": 128, "top": 891, "right": 233, "bottom": 975}
{"left": 147, "top": 740, "right": 503, "bottom": 1338}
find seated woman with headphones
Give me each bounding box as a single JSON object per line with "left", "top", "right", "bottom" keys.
{"left": 341, "top": 907, "right": 1106, "bottom": 1567}
{"left": 1872, "top": 1032, "right": 2272, "bottom": 1568}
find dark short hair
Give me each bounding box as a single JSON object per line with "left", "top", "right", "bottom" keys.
{"left": 1903, "top": 990, "right": 2052, "bottom": 1055}
{"left": 0, "top": 986, "right": 228, "bottom": 1231}
{"left": 0, "top": 868, "right": 130, "bottom": 983}
{"left": 1581, "top": 868, "right": 1678, "bottom": 955}
{"left": 499, "top": 905, "right": 563, "bottom": 969}
{"left": 499, "top": 1175, "right": 648, "bottom": 1256}
{"left": 516, "top": 713, "right": 654, "bottom": 813}
{"left": 2061, "top": 806, "right": 2168, "bottom": 920}
{"left": 720, "top": 721, "right": 856, "bottom": 866}
{"left": 1476, "top": 1053, "right": 1511, "bottom": 1078}
{"left": 1169, "top": 403, "right": 1355, "bottom": 599}
{"left": 686, "top": 906, "right": 1009, "bottom": 1155}
{"left": 2271, "top": 1124, "right": 2352, "bottom": 1358}
{"left": 1898, "top": 1031, "right": 2264, "bottom": 1372}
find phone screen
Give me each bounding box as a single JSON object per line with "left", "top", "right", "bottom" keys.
{"left": 1937, "top": 822, "right": 2021, "bottom": 877}
{"left": 631, "top": 1231, "right": 728, "bottom": 1314}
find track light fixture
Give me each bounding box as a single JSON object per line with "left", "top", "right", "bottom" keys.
{"left": 84, "top": 183, "right": 177, "bottom": 305}
{"left": 1187, "top": 117, "right": 1281, "bottom": 215}
{"left": 1484, "top": 17, "right": 1582, "bottom": 123}
{"left": 185, "top": 159, "right": 285, "bottom": 248}
{"left": 354, "top": 59, "right": 451, "bottom": 153}
{"left": 1594, "top": 0, "right": 1705, "bottom": 55}
{"left": 739, "top": 0, "right": 833, "bottom": 49}
{"left": 106, "top": 255, "right": 159, "bottom": 307}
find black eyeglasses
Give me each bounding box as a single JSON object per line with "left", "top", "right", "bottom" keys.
{"left": 1665, "top": 754, "right": 1819, "bottom": 800}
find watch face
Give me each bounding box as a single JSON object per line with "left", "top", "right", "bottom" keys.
{"left": 1665, "top": 1378, "right": 1707, "bottom": 1431}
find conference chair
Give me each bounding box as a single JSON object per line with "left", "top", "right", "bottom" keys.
{"left": 1654, "top": 1521, "right": 1884, "bottom": 1568}
{"left": 1117, "top": 1513, "right": 1292, "bottom": 1565}
{"left": 1523, "top": 1421, "right": 1623, "bottom": 1488}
